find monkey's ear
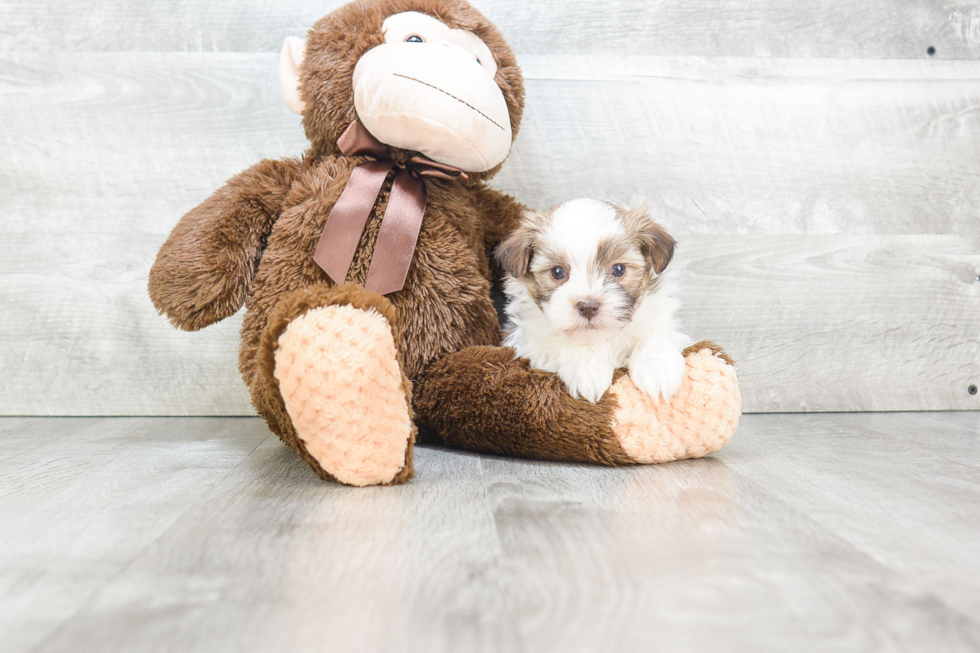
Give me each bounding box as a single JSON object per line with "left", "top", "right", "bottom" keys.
{"left": 495, "top": 223, "right": 534, "bottom": 278}
{"left": 279, "top": 36, "right": 307, "bottom": 115}
{"left": 622, "top": 205, "right": 676, "bottom": 275}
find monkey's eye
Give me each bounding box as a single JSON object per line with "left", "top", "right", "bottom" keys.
{"left": 611, "top": 264, "right": 626, "bottom": 277}
{"left": 405, "top": 35, "right": 424, "bottom": 43}
{"left": 551, "top": 266, "right": 566, "bottom": 281}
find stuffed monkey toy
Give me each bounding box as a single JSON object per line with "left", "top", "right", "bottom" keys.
{"left": 149, "top": 0, "right": 740, "bottom": 487}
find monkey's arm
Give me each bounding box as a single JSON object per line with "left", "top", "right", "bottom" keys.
{"left": 470, "top": 183, "right": 527, "bottom": 253}
{"left": 149, "top": 158, "right": 302, "bottom": 331}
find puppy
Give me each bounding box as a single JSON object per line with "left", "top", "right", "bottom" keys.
{"left": 495, "top": 198, "right": 691, "bottom": 403}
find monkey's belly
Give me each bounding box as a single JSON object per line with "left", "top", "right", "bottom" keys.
{"left": 387, "top": 240, "right": 501, "bottom": 378}
{"left": 242, "top": 209, "right": 498, "bottom": 384}
{"left": 338, "top": 193, "right": 501, "bottom": 378}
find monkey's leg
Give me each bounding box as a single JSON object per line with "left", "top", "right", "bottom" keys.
{"left": 413, "top": 343, "right": 741, "bottom": 465}
{"left": 251, "top": 283, "right": 415, "bottom": 486}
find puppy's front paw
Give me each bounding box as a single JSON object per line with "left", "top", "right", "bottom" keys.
{"left": 628, "top": 348, "right": 687, "bottom": 403}
{"left": 559, "top": 361, "right": 615, "bottom": 404}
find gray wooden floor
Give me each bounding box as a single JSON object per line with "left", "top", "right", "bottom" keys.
{"left": 1, "top": 413, "right": 978, "bottom": 653}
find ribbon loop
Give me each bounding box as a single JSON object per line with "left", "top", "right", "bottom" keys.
{"left": 337, "top": 121, "right": 391, "bottom": 160}
{"left": 312, "top": 122, "right": 467, "bottom": 295}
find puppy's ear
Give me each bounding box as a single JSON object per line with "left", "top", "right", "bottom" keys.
{"left": 495, "top": 224, "right": 533, "bottom": 278}
{"left": 622, "top": 205, "right": 675, "bottom": 274}
{"left": 495, "top": 209, "right": 548, "bottom": 278}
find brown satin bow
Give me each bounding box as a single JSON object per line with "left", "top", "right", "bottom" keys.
{"left": 312, "top": 121, "right": 468, "bottom": 295}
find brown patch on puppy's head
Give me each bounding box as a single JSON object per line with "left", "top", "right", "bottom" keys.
{"left": 495, "top": 208, "right": 568, "bottom": 305}
{"left": 594, "top": 230, "right": 650, "bottom": 307}
{"left": 297, "top": 0, "right": 524, "bottom": 181}
{"left": 495, "top": 208, "right": 549, "bottom": 279}
{"left": 499, "top": 199, "right": 678, "bottom": 334}
{"left": 619, "top": 205, "right": 676, "bottom": 275}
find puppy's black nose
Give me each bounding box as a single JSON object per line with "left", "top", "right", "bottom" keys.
{"left": 577, "top": 300, "right": 600, "bottom": 319}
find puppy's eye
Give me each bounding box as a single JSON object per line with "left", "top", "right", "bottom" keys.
{"left": 551, "top": 266, "right": 566, "bottom": 280}
{"left": 405, "top": 35, "right": 424, "bottom": 43}
{"left": 611, "top": 264, "right": 626, "bottom": 277}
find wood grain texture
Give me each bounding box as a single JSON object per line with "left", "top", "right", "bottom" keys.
{"left": 2, "top": 231, "right": 977, "bottom": 414}
{"left": 2, "top": 51, "right": 979, "bottom": 414}
{"left": 2, "top": 0, "right": 980, "bottom": 59}
{"left": 502, "top": 56, "right": 980, "bottom": 239}
{"left": 4, "top": 54, "right": 978, "bottom": 237}
{"left": 676, "top": 234, "right": 980, "bottom": 412}
{"left": 1, "top": 414, "right": 977, "bottom": 652}
{"left": 721, "top": 412, "right": 980, "bottom": 620}
{"left": 0, "top": 417, "right": 93, "bottom": 463}
{"left": 0, "top": 417, "right": 268, "bottom": 653}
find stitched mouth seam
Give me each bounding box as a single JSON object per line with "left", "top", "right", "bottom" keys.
{"left": 392, "top": 73, "right": 506, "bottom": 131}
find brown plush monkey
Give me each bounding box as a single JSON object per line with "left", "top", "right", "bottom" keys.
{"left": 150, "top": 0, "right": 740, "bottom": 486}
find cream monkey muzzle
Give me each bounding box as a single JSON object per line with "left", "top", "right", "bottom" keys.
{"left": 351, "top": 12, "right": 513, "bottom": 172}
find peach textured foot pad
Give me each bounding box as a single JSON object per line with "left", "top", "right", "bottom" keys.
{"left": 611, "top": 348, "right": 742, "bottom": 463}
{"left": 273, "top": 305, "right": 412, "bottom": 486}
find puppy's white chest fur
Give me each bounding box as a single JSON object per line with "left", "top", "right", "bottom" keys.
{"left": 504, "top": 273, "right": 690, "bottom": 403}
{"left": 497, "top": 198, "right": 691, "bottom": 404}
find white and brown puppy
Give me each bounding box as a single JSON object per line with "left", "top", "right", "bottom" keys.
{"left": 495, "top": 198, "right": 692, "bottom": 403}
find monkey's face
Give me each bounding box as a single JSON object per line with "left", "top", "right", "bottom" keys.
{"left": 280, "top": 0, "right": 524, "bottom": 178}
{"left": 351, "top": 12, "right": 512, "bottom": 172}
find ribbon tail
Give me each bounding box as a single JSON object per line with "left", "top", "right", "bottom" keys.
{"left": 406, "top": 155, "right": 468, "bottom": 181}
{"left": 337, "top": 121, "right": 392, "bottom": 159}
{"left": 364, "top": 169, "right": 426, "bottom": 296}
{"left": 313, "top": 159, "right": 392, "bottom": 284}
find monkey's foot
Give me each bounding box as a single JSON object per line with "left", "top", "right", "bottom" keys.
{"left": 609, "top": 343, "right": 741, "bottom": 463}
{"left": 413, "top": 341, "right": 739, "bottom": 466}
{"left": 273, "top": 303, "right": 413, "bottom": 486}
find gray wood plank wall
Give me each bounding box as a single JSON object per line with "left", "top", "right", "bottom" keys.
{"left": 1, "top": 1, "right": 978, "bottom": 415}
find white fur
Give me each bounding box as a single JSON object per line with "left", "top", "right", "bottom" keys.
{"left": 503, "top": 199, "right": 692, "bottom": 403}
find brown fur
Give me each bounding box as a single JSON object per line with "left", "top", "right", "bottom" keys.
{"left": 148, "top": 0, "right": 526, "bottom": 481}
{"left": 148, "top": 158, "right": 303, "bottom": 331}
{"left": 684, "top": 340, "right": 736, "bottom": 367}
{"left": 593, "top": 232, "right": 649, "bottom": 308}
{"left": 253, "top": 283, "right": 416, "bottom": 484}
{"left": 619, "top": 205, "right": 676, "bottom": 274}
{"left": 523, "top": 240, "right": 574, "bottom": 305}
{"left": 299, "top": 0, "right": 524, "bottom": 180}
{"left": 494, "top": 208, "right": 549, "bottom": 278}
{"left": 414, "top": 346, "right": 634, "bottom": 465}
{"left": 147, "top": 0, "right": 718, "bottom": 479}
{"left": 494, "top": 203, "right": 660, "bottom": 319}
{"left": 494, "top": 208, "right": 564, "bottom": 305}
{"left": 415, "top": 342, "right": 738, "bottom": 465}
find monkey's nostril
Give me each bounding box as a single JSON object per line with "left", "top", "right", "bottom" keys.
{"left": 577, "top": 300, "right": 600, "bottom": 319}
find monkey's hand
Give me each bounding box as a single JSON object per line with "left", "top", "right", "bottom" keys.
{"left": 148, "top": 158, "right": 301, "bottom": 331}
